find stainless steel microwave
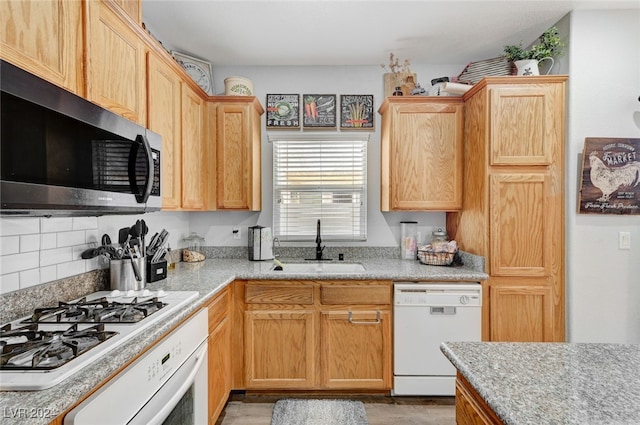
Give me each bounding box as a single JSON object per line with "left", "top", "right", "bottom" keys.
{"left": 1, "top": 60, "right": 161, "bottom": 216}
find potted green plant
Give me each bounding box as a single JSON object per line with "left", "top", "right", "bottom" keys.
{"left": 503, "top": 27, "right": 564, "bottom": 75}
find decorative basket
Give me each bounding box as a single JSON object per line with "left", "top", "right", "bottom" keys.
{"left": 417, "top": 248, "right": 458, "bottom": 266}
{"left": 456, "top": 56, "right": 514, "bottom": 85}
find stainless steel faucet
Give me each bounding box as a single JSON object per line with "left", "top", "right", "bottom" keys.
{"left": 315, "top": 219, "right": 325, "bottom": 260}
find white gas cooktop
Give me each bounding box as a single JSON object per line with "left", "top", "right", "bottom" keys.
{"left": 0, "top": 290, "right": 199, "bottom": 391}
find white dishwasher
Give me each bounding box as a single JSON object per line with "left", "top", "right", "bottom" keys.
{"left": 393, "top": 282, "right": 481, "bottom": 396}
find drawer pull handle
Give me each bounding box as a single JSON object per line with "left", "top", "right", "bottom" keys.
{"left": 348, "top": 310, "right": 381, "bottom": 324}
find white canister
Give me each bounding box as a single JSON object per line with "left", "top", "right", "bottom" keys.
{"left": 224, "top": 76, "right": 254, "bottom": 96}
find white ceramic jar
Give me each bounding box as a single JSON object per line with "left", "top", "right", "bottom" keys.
{"left": 224, "top": 76, "right": 254, "bottom": 96}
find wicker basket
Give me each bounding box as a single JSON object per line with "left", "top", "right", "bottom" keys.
{"left": 417, "top": 248, "right": 457, "bottom": 266}
{"left": 456, "top": 56, "right": 514, "bottom": 85}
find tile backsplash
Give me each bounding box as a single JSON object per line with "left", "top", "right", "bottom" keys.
{"left": 0, "top": 217, "right": 102, "bottom": 295}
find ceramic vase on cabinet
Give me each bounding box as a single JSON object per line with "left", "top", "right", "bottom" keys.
{"left": 514, "top": 57, "right": 554, "bottom": 76}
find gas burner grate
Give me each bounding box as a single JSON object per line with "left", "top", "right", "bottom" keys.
{"left": 0, "top": 323, "right": 117, "bottom": 370}
{"left": 21, "top": 297, "right": 168, "bottom": 324}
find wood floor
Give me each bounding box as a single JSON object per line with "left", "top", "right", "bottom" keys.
{"left": 216, "top": 393, "right": 456, "bottom": 425}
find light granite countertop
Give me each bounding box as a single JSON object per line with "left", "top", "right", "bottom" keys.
{"left": 441, "top": 341, "right": 640, "bottom": 425}
{"left": 0, "top": 256, "right": 486, "bottom": 425}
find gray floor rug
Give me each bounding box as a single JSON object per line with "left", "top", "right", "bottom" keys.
{"left": 271, "top": 399, "right": 369, "bottom": 425}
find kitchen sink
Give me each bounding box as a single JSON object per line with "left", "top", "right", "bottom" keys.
{"left": 271, "top": 262, "right": 366, "bottom": 274}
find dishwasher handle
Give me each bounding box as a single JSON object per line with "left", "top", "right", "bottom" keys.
{"left": 430, "top": 306, "right": 457, "bottom": 315}
{"left": 348, "top": 310, "right": 381, "bottom": 324}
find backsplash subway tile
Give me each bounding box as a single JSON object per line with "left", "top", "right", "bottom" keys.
{"left": 0, "top": 217, "right": 101, "bottom": 295}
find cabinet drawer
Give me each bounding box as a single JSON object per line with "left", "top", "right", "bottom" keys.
{"left": 321, "top": 285, "right": 391, "bottom": 305}
{"left": 208, "top": 288, "right": 230, "bottom": 332}
{"left": 245, "top": 283, "right": 314, "bottom": 305}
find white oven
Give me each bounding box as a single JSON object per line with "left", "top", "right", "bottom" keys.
{"left": 64, "top": 308, "right": 208, "bottom": 425}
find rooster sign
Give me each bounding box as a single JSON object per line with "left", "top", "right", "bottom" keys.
{"left": 579, "top": 138, "right": 640, "bottom": 215}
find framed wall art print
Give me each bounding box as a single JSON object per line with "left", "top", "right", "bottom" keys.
{"left": 578, "top": 137, "right": 640, "bottom": 215}
{"left": 340, "top": 95, "right": 374, "bottom": 130}
{"left": 302, "top": 94, "right": 337, "bottom": 129}
{"left": 266, "top": 94, "right": 300, "bottom": 129}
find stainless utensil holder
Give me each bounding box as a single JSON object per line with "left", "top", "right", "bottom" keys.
{"left": 110, "top": 257, "right": 146, "bottom": 291}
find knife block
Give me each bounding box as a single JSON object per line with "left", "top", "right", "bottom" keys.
{"left": 146, "top": 260, "right": 167, "bottom": 283}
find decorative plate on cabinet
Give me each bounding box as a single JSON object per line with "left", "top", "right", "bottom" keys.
{"left": 172, "top": 51, "right": 214, "bottom": 95}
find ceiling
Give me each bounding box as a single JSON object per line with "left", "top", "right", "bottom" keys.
{"left": 142, "top": 1, "right": 638, "bottom": 67}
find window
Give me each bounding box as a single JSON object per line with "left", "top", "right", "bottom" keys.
{"left": 272, "top": 135, "right": 367, "bottom": 241}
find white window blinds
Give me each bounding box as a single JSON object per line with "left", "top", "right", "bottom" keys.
{"left": 272, "top": 136, "right": 367, "bottom": 241}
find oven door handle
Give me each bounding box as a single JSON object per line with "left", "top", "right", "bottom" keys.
{"left": 128, "top": 341, "right": 207, "bottom": 425}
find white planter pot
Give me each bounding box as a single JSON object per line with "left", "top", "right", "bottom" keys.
{"left": 514, "top": 57, "right": 554, "bottom": 76}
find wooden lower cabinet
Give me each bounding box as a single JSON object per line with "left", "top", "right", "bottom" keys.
{"left": 241, "top": 280, "right": 392, "bottom": 391}
{"left": 455, "top": 373, "right": 504, "bottom": 425}
{"left": 207, "top": 288, "right": 231, "bottom": 425}
{"left": 244, "top": 310, "right": 317, "bottom": 389}
{"left": 321, "top": 310, "right": 391, "bottom": 389}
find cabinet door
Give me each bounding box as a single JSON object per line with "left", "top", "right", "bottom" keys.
{"left": 1, "top": 0, "right": 83, "bottom": 94}
{"left": 456, "top": 374, "right": 504, "bottom": 425}
{"left": 147, "top": 52, "right": 182, "bottom": 210}
{"left": 216, "top": 100, "right": 262, "bottom": 210}
{"left": 181, "top": 84, "right": 205, "bottom": 209}
{"left": 489, "top": 173, "right": 553, "bottom": 277}
{"left": 86, "top": 0, "right": 146, "bottom": 124}
{"left": 207, "top": 289, "right": 231, "bottom": 425}
{"left": 244, "top": 310, "right": 316, "bottom": 389}
{"left": 208, "top": 318, "right": 230, "bottom": 424}
{"left": 489, "top": 85, "right": 559, "bottom": 166}
{"left": 111, "top": 0, "right": 141, "bottom": 23}
{"left": 382, "top": 99, "right": 463, "bottom": 211}
{"left": 320, "top": 310, "right": 391, "bottom": 389}
{"left": 489, "top": 285, "right": 554, "bottom": 342}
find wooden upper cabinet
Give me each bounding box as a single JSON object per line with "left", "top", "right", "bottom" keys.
{"left": 86, "top": 0, "right": 146, "bottom": 124}
{"left": 0, "top": 0, "right": 84, "bottom": 94}
{"left": 110, "top": 0, "right": 141, "bottom": 24}
{"left": 379, "top": 97, "right": 463, "bottom": 211}
{"left": 147, "top": 52, "right": 182, "bottom": 210}
{"left": 215, "top": 97, "right": 264, "bottom": 210}
{"left": 181, "top": 84, "right": 205, "bottom": 210}
{"left": 489, "top": 85, "right": 560, "bottom": 165}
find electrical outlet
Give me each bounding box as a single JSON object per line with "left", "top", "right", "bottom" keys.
{"left": 619, "top": 231, "right": 631, "bottom": 250}
{"left": 232, "top": 227, "right": 241, "bottom": 240}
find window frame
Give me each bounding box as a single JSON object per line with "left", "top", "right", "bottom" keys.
{"left": 270, "top": 133, "right": 368, "bottom": 242}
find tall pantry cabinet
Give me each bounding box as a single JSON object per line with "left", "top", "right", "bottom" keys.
{"left": 447, "top": 76, "right": 567, "bottom": 342}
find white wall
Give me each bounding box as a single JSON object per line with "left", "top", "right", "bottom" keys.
{"left": 190, "top": 63, "right": 467, "bottom": 247}
{"left": 0, "top": 63, "right": 465, "bottom": 294}
{"left": 4, "top": 9, "right": 637, "bottom": 345}
{"left": 0, "top": 212, "right": 190, "bottom": 295}
{"left": 566, "top": 9, "right": 640, "bottom": 343}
